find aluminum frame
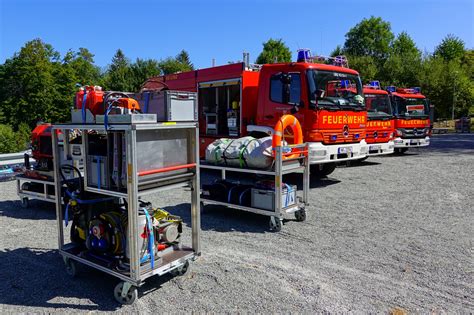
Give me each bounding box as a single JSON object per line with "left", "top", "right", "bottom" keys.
{"left": 200, "top": 143, "right": 310, "bottom": 224}
{"left": 51, "top": 122, "right": 200, "bottom": 288}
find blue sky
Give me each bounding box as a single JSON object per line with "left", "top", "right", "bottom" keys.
{"left": 1, "top": 0, "right": 472, "bottom": 69}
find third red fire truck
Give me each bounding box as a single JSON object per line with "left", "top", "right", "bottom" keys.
{"left": 387, "top": 86, "right": 431, "bottom": 153}
{"left": 143, "top": 49, "right": 368, "bottom": 176}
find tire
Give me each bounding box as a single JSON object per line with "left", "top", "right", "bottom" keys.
{"left": 114, "top": 282, "right": 138, "bottom": 305}
{"left": 269, "top": 216, "right": 282, "bottom": 232}
{"left": 294, "top": 209, "right": 306, "bottom": 222}
{"left": 64, "top": 258, "right": 79, "bottom": 277}
{"left": 170, "top": 260, "right": 190, "bottom": 277}
{"left": 310, "top": 163, "right": 337, "bottom": 177}
{"left": 395, "top": 148, "right": 408, "bottom": 154}
{"left": 21, "top": 198, "right": 29, "bottom": 208}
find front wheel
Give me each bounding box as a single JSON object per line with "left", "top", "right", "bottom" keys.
{"left": 394, "top": 148, "right": 408, "bottom": 154}
{"left": 310, "top": 163, "right": 337, "bottom": 177}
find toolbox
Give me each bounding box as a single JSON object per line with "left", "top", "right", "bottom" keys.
{"left": 251, "top": 184, "right": 297, "bottom": 211}
{"left": 134, "top": 91, "right": 197, "bottom": 122}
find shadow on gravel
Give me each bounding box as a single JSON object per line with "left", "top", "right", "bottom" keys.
{"left": 0, "top": 247, "right": 175, "bottom": 311}
{"left": 164, "top": 203, "right": 270, "bottom": 233}
{"left": 343, "top": 160, "right": 382, "bottom": 168}
{"left": 0, "top": 200, "right": 56, "bottom": 220}
{"left": 427, "top": 134, "right": 474, "bottom": 154}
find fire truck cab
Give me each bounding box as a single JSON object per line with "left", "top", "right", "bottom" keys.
{"left": 387, "top": 86, "right": 431, "bottom": 153}
{"left": 143, "top": 50, "right": 368, "bottom": 175}
{"left": 363, "top": 81, "right": 395, "bottom": 156}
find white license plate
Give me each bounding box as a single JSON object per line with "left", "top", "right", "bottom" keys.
{"left": 410, "top": 140, "right": 419, "bottom": 145}
{"left": 370, "top": 145, "right": 381, "bottom": 151}
{"left": 338, "top": 147, "right": 352, "bottom": 154}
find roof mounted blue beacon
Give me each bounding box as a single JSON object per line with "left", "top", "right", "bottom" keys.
{"left": 369, "top": 81, "right": 381, "bottom": 89}
{"left": 297, "top": 49, "right": 312, "bottom": 62}
{"left": 386, "top": 86, "right": 396, "bottom": 93}
{"left": 412, "top": 87, "right": 421, "bottom": 93}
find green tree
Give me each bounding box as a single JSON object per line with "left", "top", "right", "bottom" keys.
{"left": 0, "top": 39, "right": 63, "bottom": 128}
{"left": 256, "top": 39, "right": 292, "bottom": 64}
{"left": 103, "top": 49, "right": 133, "bottom": 91}
{"left": 343, "top": 16, "right": 394, "bottom": 61}
{"left": 65, "top": 48, "right": 102, "bottom": 86}
{"left": 0, "top": 124, "right": 19, "bottom": 153}
{"left": 381, "top": 32, "right": 422, "bottom": 86}
{"left": 159, "top": 57, "right": 190, "bottom": 75}
{"left": 129, "top": 58, "right": 161, "bottom": 91}
{"left": 434, "top": 34, "right": 465, "bottom": 61}
{"left": 330, "top": 45, "right": 344, "bottom": 57}
{"left": 175, "top": 50, "right": 194, "bottom": 70}
{"left": 347, "top": 55, "right": 378, "bottom": 82}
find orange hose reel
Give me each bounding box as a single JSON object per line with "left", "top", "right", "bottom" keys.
{"left": 272, "top": 115, "right": 303, "bottom": 159}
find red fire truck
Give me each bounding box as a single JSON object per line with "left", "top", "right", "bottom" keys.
{"left": 386, "top": 86, "right": 430, "bottom": 153}
{"left": 143, "top": 49, "right": 368, "bottom": 175}
{"left": 363, "top": 82, "right": 395, "bottom": 156}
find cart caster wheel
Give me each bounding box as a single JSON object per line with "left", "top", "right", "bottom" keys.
{"left": 21, "top": 198, "right": 29, "bottom": 208}
{"left": 170, "top": 260, "right": 190, "bottom": 277}
{"left": 64, "top": 258, "right": 79, "bottom": 277}
{"left": 294, "top": 209, "right": 306, "bottom": 222}
{"left": 114, "top": 282, "right": 138, "bottom": 305}
{"left": 269, "top": 216, "right": 282, "bottom": 232}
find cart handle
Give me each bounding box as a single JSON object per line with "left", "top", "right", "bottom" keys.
{"left": 137, "top": 163, "right": 196, "bottom": 176}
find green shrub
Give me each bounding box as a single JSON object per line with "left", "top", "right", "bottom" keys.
{"left": 0, "top": 124, "right": 19, "bottom": 153}
{"left": 16, "top": 123, "right": 31, "bottom": 152}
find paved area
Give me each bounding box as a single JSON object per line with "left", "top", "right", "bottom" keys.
{"left": 0, "top": 133, "right": 473, "bottom": 312}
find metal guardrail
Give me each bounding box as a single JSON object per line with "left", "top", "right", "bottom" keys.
{"left": 0, "top": 150, "right": 31, "bottom": 167}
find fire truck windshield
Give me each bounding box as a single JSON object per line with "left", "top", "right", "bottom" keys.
{"left": 307, "top": 70, "right": 364, "bottom": 110}
{"left": 393, "top": 97, "right": 429, "bottom": 118}
{"left": 365, "top": 94, "right": 392, "bottom": 118}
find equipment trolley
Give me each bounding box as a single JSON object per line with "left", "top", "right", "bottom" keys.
{"left": 51, "top": 122, "right": 200, "bottom": 304}
{"left": 16, "top": 175, "right": 55, "bottom": 208}
{"left": 200, "top": 143, "right": 309, "bottom": 232}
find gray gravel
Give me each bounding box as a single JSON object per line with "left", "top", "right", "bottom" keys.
{"left": 0, "top": 133, "right": 473, "bottom": 313}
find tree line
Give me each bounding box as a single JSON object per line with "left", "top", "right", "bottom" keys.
{"left": 0, "top": 16, "right": 472, "bottom": 153}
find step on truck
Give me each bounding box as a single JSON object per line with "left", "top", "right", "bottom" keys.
{"left": 363, "top": 81, "right": 395, "bottom": 156}
{"left": 386, "top": 86, "right": 431, "bottom": 153}
{"left": 143, "top": 49, "right": 368, "bottom": 176}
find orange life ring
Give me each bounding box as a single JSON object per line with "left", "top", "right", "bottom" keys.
{"left": 272, "top": 115, "right": 303, "bottom": 159}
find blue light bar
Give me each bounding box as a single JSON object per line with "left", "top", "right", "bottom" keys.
{"left": 412, "top": 87, "right": 421, "bottom": 93}
{"left": 297, "top": 49, "right": 312, "bottom": 62}
{"left": 386, "top": 86, "right": 396, "bottom": 92}
{"left": 340, "top": 80, "right": 350, "bottom": 88}
{"left": 331, "top": 135, "right": 337, "bottom": 141}
{"left": 369, "top": 81, "right": 380, "bottom": 88}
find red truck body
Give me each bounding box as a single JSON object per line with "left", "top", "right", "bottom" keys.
{"left": 143, "top": 57, "right": 368, "bottom": 166}
{"left": 387, "top": 87, "right": 430, "bottom": 152}
{"left": 363, "top": 86, "right": 395, "bottom": 156}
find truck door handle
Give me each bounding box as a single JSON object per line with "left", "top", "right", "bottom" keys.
{"left": 265, "top": 115, "right": 274, "bottom": 119}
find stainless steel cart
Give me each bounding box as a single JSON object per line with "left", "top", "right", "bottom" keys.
{"left": 51, "top": 122, "right": 200, "bottom": 304}
{"left": 16, "top": 175, "right": 55, "bottom": 208}
{"left": 200, "top": 143, "right": 309, "bottom": 231}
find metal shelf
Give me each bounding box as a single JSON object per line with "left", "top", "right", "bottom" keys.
{"left": 51, "top": 121, "right": 201, "bottom": 300}
{"left": 200, "top": 143, "right": 310, "bottom": 231}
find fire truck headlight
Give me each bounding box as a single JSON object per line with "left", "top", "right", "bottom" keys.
{"left": 395, "top": 129, "right": 403, "bottom": 137}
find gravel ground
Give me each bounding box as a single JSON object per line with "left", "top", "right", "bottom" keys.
{"left": 0, "top": 133, "right": 473, "bottom": 313}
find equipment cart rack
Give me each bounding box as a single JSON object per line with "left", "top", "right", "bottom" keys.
{"left": 51, "top": 122, "right": 200, "bottom": 305}
{"left": 16, "top": 175, "right": 55, "bottom": 208}
{"left": 200, "top": 143, "right": 310, "bottom": 231}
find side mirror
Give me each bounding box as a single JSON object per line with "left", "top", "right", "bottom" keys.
{"left": 315, "top": 89, "right": 325, "bottom": 100}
